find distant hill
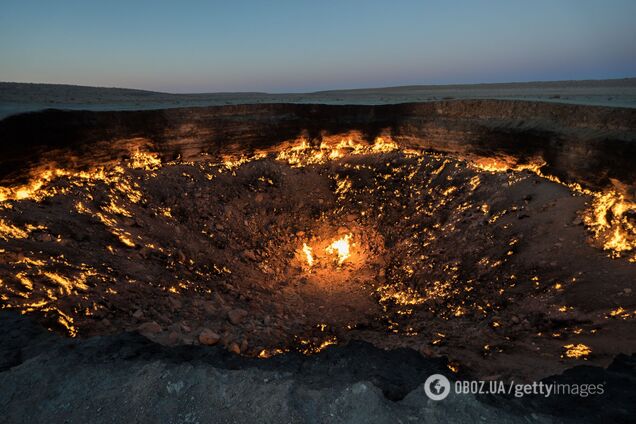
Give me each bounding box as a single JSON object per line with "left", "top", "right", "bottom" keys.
{"left": 1, "top": 78, "right": 635, "bottom": 119}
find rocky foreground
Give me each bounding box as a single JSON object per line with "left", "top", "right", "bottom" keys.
{"left": 0, "top": 311, "right": 634, "bottom": 423}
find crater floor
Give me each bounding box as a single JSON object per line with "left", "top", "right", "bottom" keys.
{"left": 0, "top": 137, "right": 635, "bottom": 381}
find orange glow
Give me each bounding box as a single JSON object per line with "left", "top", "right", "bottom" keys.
{"left": 129, "top": 150, "right": 161, "bottom": 170}
{"left": 562, "top": 343, "right": 592, "bottom": 359}
{"left": 302, "top": 243, "right": 314, "bottom": 267}
{"left": 325, "top": 234, "right": 352, "bottom": 266}
{"left": 274, "top": 132, "right": 398, "bottom": 167}
{"left": 470, "top": 156, "right": 636, "bottom": 262}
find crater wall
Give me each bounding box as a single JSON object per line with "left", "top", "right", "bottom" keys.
{"left": 1, "top": 100, "right": 635, "bottom": 193}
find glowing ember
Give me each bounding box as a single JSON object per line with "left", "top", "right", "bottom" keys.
{"left": 562, "top": 343, "right": 592, "bottom": 359}
{"left": 274, "top": 132, "right": 398, "bottom": 167}
{"left": 0, "top": 220, "right": 46, "bottom": 241}
{"left": 298, "top": 336, "right": 338, "bottom": 354}
{"left": 325, "top": 234, "right": 352, "bottom": 266}
{"left": 0, "top": 219, "right": 30, "bottom": 241}
{"left": 608, "top": 307, "right": 635, "bottom": 320}
{"left": 302, "top": 243, "right": 314, "bottom": 267}
{"left": 469, "top": 155, "right": 636, "bottom": 262}
{"left": 129, "top": 150, "right": 162, "bottom": 170}
{"left": 583, "top": 191, "right": 636, "bottom": 261}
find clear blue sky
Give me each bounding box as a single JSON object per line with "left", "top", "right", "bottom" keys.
{"left": 1, "top": 0, "right": 635, "bottom": 93}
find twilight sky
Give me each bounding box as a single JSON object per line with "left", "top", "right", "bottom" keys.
{"left": 1, "top": 0, "right": 635, "bottom": 93}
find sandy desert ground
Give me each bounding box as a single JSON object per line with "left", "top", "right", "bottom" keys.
{"left": 1, "top": 78, "right": 635, "bottom": 119}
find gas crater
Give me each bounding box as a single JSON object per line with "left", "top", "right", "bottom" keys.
{"left": 0, "top": 103, "right": 635, "bottom": 381}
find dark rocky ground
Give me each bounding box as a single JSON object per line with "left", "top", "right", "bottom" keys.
{"left": 1, "top": 311, "right": 635, "bottom": 424}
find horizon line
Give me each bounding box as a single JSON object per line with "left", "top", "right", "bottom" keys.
{"left": 2, "top": 76, "right": 636, "bottom": 96}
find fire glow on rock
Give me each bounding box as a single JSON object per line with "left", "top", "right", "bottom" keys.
{"left": 0, "top": 131, "right": 634, "bottom": 380}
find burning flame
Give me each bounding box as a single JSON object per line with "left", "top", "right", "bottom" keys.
{"left": 472, "top": 156, "right": 548, "bottom": 175}
{"left": 471, "top": 156, "right": 636, "bottom": 262}
{"left": 302, "top": 243, "right": 314, "bottom": 267}
{"left": 325, "top": 234, "right": 352, "bottom": 266}
{"left": 562, "top": 343, "right": 592, "bottom": 359}
{"left": 129, "top": 151, "right": 162, "bottom": 170}
{"left": 583, "top": 191, "right": 636, "bottom": 260}
{"left": 0, "top": 151, "right": 153, "bottom": 204}
{"left": 274, "top": 132, "right": 398, "bottom": 167}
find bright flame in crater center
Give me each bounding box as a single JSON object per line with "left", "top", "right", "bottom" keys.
{"left": 302, "top": 243, "right": 314, "bottom": 267}
{"left": 325, "top": 234, "right": 352, "bottom": 266}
